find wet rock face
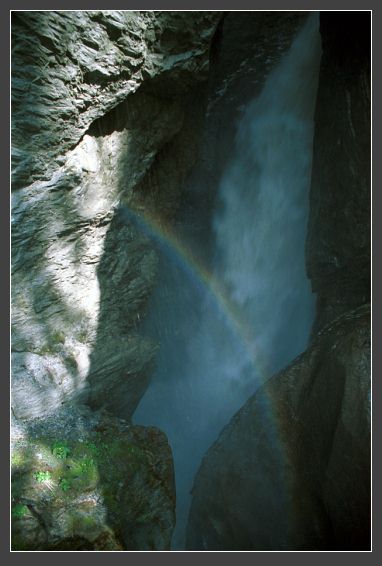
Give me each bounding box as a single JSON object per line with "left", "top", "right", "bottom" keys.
{"left": 186, "top": 305, "right": 371, "bottom": 550}
{"left": 184, "top": 11, "right": 308, "bottom": 263}
{"left": 11, "top": 408, "right": 175, "bottom": 550}
{"left": 12, "top": 10, "right": 371, "bottom": 552}
{"left": 202, "top": 11, "right": 307, "bottom": 191}
{"left": 186, "top": 12, "right": 370, "bottom": 551}
{"left": 306, "top": 12, "right": 371, "bottom": 333}
{"left": 12, "top": 11, "right": 219, "bottom": 421}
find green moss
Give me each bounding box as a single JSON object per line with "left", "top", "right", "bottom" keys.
{"left": 35, "top": 344, "right": 52, "bottom": 355}
{"left": 62, "top": 456, "right": 99, "bottom": 491}
{"left": 35, "top": 331, "right": 65, "bottom": 355}
{"left": 11, "top": 503, "right": 29, "bottom": 518}
{"left": 12, "top": 430, "right": 158, "bottom": 540}
{"left": 84, "top": 441, "right": 108, "bottom": 457}
{"left": 11, "top": 450, "right": 25, "bottom": 468}
{"left": 59, "top": 478, "right": 72, "bottom": 492}
{"left": 52, "top": 441, "right": 70, "bottom": 460}
{"left": 34, "top": 470, "right": 52, "bottom": 483}
{"left": 51, "top": 330, "right": 66, "bottom": 345}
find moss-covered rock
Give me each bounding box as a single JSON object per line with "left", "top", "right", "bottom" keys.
{"left": 11, "top": 410, "right": 175, "bottom": 551}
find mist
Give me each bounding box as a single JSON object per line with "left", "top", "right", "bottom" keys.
{"left": 133, "top": 13, "right": 321, "bottom": 550}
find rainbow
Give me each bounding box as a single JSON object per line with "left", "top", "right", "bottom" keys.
{"left": 118, "top": 203, "right": 273, "bottom": 383}
{"left": 122, "top": 204, "right": 291, "bottom": 509}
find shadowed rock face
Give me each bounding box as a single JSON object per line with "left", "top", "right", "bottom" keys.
{"left": 186, "top": 305, "right": 370, "bottom": 550}
{"left": 11, "top": 10, "right": 221, "bottom": 550}
{"left": 186, "top": 12, "right": 370, "bottom": 551}
{"left": 307, "top": 12, "right": 371, "bottom": 334}
{"left": 12, "top": 11, "right": 219, "bottom": 422}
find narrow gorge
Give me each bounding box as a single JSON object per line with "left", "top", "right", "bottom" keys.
{"left": 11, "top": 11, "right": 370, "bottom": 551}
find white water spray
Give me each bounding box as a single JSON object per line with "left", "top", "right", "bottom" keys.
{"left": 214, "top": 13, "right": 321, "bottom": 374}
{"left": 133, "top": 13, "right": 321, "bottom": 550}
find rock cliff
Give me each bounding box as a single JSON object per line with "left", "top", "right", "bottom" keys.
{"left": 186, "top": 11, "right": 371, "bottom": 551}
{"left": 12, "top": 10, "right": 220, "bottom": 421}
{"left": 306, "top": 12, "right": 371, "bottom": 334}
{"left": 186, "top": 305, "right": 370, "bottom": 550}
{"left": 12, "top": 11, "right": 219, "bottom": 189}
{"left": 11, "top": 10, "right": 221, "bottom": 550}
{"left": 11, "top": 10, "right": 371, "bottom": 552}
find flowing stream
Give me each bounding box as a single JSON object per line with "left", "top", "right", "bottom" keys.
{"left": 133, "top": 13, "right": 321, "bottom": 550}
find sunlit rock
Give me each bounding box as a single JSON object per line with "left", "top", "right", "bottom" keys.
{"left": 11, "top": 9, "right": 221, "bottom": 550}
{"left": 11, "top": 407, "right": 175, "bottom": 550}
{"left": 12, "top": 10, "right": 220, "bottom": 188}
{"left": 12, "top": 11, "right": 220, "bottom": 422}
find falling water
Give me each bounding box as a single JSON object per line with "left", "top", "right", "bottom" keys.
{"left": 133, "top": 13, "right": 321, "bottom": 550}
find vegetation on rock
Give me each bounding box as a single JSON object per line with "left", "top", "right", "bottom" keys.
{"left": 11, "top": 419, "right": 175, "bottom": 550}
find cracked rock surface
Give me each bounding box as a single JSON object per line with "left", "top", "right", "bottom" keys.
{"left": 12, "top": 10, "right": 220, "bottom": 188}
{"left": 12, "top": 10, "right": 220, "bottom": 422}
{"left": 12, "top": 10, "right": 221, "bottom": 550}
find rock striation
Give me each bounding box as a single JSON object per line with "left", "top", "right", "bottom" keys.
{"left": 12, "top": 11, "right": 219, "bottom": 189}
{"left": 186, "top": 11, "right": 371, "bottom": 551}
{"left": 11, "top": 10, "right": 221, "bottom": 550}
{"left": 12, "top": 10, "right": 220, "bottom": 422}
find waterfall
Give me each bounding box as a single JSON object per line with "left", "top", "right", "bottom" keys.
{"left": 214, "top": 12, "right": 321, "bottom": 375}
{"left": 133, "top": 13, "right": 321, "bottom": 550}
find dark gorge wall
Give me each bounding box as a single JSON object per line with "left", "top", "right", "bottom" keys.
{"left": 307, "top": 11, "right": 371, "bottom": 334}
{"left": 11, "top": 10, "right": 371, "bottom": 552}
{"left": 195, "top": 11, "right": 308, "bottom": 228}
{"left": 186, "top": 11, "right": 371, "bottom": 551}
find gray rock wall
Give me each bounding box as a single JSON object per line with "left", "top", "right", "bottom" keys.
{"left": 12, "top": 10, "right": 220, "bottom": 422}
{"left": 12, "top": 11, "right": 219, "bottom": 188}
{"left": 186, "top": 305, "right": 370, "bottom": 550}
{"left": 11, "top": 10, "right": 221, "bottom": 551}
{"left": 186, "top": 11, "right": 371, "bottom": 550}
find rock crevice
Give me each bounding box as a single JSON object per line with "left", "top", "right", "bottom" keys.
{"left": 185, "top": 11, "right": 371, "bottom": 551}
{"left": 11, "top": 10, "right": 371, "bottom": 551}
